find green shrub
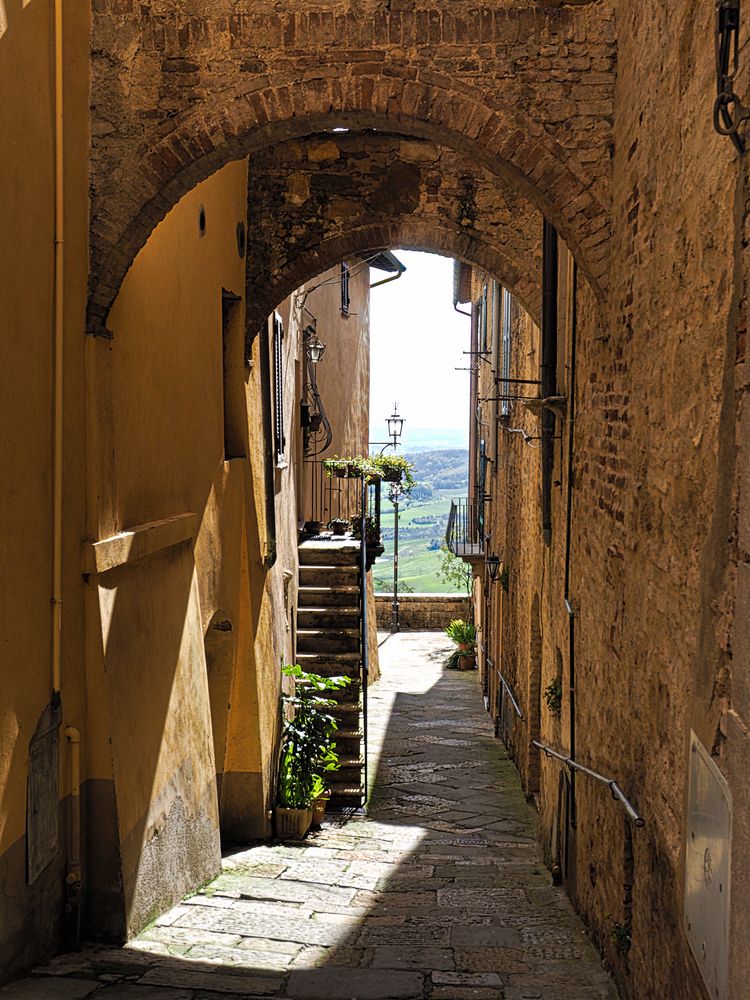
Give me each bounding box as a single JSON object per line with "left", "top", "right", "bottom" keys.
{"left": 445, "top": 619, "right": 477, "bottom": 647}
{"left": 277, "top": 665, "right": 350, "bottom": 808}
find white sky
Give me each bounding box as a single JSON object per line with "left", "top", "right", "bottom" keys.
{"left": 369, "top": 251, "right": 471, "bottom": 450}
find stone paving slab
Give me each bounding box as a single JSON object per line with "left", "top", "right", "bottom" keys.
{"left": 5, "top": 633, "right": 619, "bottom": 1000}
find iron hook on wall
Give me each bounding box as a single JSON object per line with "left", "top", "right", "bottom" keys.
{"left": 714, "top": 0, "right": 750, "bottom": 153}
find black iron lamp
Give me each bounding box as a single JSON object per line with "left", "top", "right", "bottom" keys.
{"left": 486, "top": 554, "right": 501, "bottom": 583}
{"left": 305, "top": 326, "right": 326, "bottom": 364}
{"left": 386, "top": 404, "right": 404, "bottom": 447}
{"left": 301, "top": 319, "right": 332, "bottom": 455}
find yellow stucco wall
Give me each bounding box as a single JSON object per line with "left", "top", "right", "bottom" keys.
{"left": 102, "top": 160, "right": 282, "bottom": 934}
{"left": 0, "top": 0, "right": 91, "bottom": 979}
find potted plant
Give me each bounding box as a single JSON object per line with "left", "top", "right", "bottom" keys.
{"left": 274, "top": 665, "right": 349, "bottom": 840}
{"left": 322, "top": 456, "right": 382, "bottom": 483}
{"left": 445, "top": 618, "right": 477, "bottom": 671}
{"left": 329, "top": 517, "right": 349, "bottom": 537}
{"left": 310, "top": 747, "right": 338, "bottom": 826}
{"left": 350, "top": 512, "right": 381, "bottom": 546}
{"left": 370, "top": 454, "right": 416, "bottom": 495}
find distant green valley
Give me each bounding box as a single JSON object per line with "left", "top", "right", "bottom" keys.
{"left": 373, "top": 449, "right": 470, "bottom": 594}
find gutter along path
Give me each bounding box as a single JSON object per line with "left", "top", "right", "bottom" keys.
{"left": 6, "top": 633, "right": 617, "bottom": 1000}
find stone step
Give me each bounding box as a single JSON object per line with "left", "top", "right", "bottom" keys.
{"left": 335, "top": 729, "right": 364, "bottom": 741}
{"left": 298, "top": 585, "right": 360, "bottom": 607}
{"left": 334, "top": 756, "right": 365, "bottom": 769}
{"left": 296, "top": 653, "right": 361, "bottom": 679}
{"left": 329, "top": 782, "right": 366, "bottom": 802}
{"left": 297, "top": 607, "right": 360, "bottom": 629}
{"left": 297, "top": 629, "right": 360, "bottom": 655}
{"left": 299, "top": 565, "right": 359, "bottom": 588}
{"left": 299, "top": 543, "right": 361, "bottom": 566}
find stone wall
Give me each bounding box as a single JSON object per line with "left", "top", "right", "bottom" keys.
{"left": 375, "top": 594, "right": 469, "bottom": 632}
{"left": 245, "top": 133, "right": 543, "bottom": 332}
{"left": 87, "top": 0, "right": 616, "bottom": 331}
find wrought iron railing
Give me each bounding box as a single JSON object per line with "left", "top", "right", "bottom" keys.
{"left": 445, "top": 495, "right": 484, "bottom": 558}
{"left": 304, "top": 459, "right": 381, "bottom": 536}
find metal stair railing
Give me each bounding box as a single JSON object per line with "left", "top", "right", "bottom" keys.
{"left": 359, "top": 474, "right": 369, "bottom": 803}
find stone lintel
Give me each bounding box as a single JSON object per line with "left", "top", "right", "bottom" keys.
{"left": 82, "top": 513, "right": 198, "bottom": 575}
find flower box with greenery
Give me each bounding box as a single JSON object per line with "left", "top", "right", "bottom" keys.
{"left": 445, "top": 618, "right": 477, "bottom": 671}
{"left": 370, "top": 454, "right": 416, "bottom": 495}
{"left": 322, "top": 456, "right": 381, "bottom": 481}
{"left": 275, "top": 664, "right": 350, "bottom": 840}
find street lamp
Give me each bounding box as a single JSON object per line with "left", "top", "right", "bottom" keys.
{"left": 386, "top": 404, "right": 404, "bottom": 448}
{"left": 389, "top": 480, "right": 403, "bottom": 633}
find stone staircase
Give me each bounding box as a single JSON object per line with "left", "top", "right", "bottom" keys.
{"left": 297, "top": 540, "right": 365, "bottom": 806}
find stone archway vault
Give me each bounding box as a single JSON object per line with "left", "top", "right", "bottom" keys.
{"left": 88, "top": 1, "right": 616, "bottom": 332}
{"left": 245, "top": 132, "right": 544, "bottom": 333}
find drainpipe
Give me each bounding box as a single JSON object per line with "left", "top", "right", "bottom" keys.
{"left": 564, "top": 262, "right": 578, "bottom": 829}
{"left": 64, "top": 727, "right": 82, "bottom": 948}
{"left": 52, "top": 0, "right": 64, "bottom": 701}
{"left": 541, "top": 221, "right": 558, "bottom": 546}
{"left": 370, "top": 265, "right": 405, "bottom": 290}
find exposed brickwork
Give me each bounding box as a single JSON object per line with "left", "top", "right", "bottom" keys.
{"left": 88, "top": 0, "right": 616, "bottom": 331}
{"left": 245, "top": 133, "right": 543, "bottom": 334}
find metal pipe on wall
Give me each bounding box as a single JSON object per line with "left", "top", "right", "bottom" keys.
{"left": 541, "top": 221, "right": 558, "bottom": 546}
{"left": 564, "top": 261, "right": 578, "bottom": 829}
{"left": 52, "top": 0, "right": 65, "bottom": 699}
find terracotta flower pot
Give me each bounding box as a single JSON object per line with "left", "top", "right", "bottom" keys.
{"left": 311, "top": 793, "right": 330, "bottom": 826}
{"left": 274, "top": 806, "right": 312, "bottom": 841}
{"left": 457, "top": 643, "right": 476, "bottom": 671}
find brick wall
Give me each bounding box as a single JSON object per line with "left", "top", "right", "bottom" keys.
{"left": 87, "top": 1, "right": 615, "bottom": 332}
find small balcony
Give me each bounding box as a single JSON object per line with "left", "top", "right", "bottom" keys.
{"left": 445, "top": 496, "right": 484, "bottom": 564}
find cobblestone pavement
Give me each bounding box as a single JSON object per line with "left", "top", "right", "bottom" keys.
{"left": 4, "top": 633, "right": 619, "bottom": 1000}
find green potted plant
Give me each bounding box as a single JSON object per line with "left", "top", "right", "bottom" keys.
{"left": 329, "top": 517, "right": 349, "bottom": 537}
{"left": 350, "top": 512, "right": 381, "bottom": 546}
{"left": 370, "top": 454, "right": 416, "bottom": 495}
{"left": 322, "top": 456, "right": 381, "bottom": 481}
{"left": 274, "top": 664, "right": 350, "bottom": 840}
{"left": 445, "top": 618, "right": 477, "bottom": 671}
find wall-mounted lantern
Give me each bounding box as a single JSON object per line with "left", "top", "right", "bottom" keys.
{"left": 305, "top": 326, "right": 326, "bottom": 364}
{"left": 486, "top": 553, "right": 501, "bottom": 583}
{"left": 302, "top": 318, "right": 332, "bottom": 455}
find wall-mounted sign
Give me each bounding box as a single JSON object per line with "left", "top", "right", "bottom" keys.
{"left": 685, "top": 731, "right": 732, "bottom": 1000}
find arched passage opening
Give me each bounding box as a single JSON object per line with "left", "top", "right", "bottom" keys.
{"left": 88, "top": 0, "right": 616, "bottom": 333}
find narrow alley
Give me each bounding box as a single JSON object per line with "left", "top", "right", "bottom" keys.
{"left": 4, "top": 635, "right": 616, "bottom": 1000}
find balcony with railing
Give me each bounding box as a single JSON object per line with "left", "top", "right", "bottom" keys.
{"left": 445, "top": 496, "right": 484, "bottom": 563}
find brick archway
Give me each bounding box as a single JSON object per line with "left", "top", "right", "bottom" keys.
{"left": 89, "top": 3, "right": 616, "bottom": 332}
{"left": 247, "top": 220, "right": 539, "bottom": 339}
{"left": 245, "top": 132, "right": 545, "bottom": 330}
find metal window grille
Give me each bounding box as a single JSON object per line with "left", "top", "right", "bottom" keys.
{"left": 340, "top": 262, "right": 351, "bottom": 315}
{"left": 272, "top": 313, "right": 285, "bottom": 464}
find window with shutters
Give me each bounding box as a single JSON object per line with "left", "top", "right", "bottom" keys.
{"left": 340, "top": 262, "right": 351, "bottom": 316}
{"left": 272, "top": 313, "right": 286, "bottom": 466}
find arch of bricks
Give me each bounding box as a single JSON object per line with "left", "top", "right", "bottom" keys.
{"left": 88, "top": 1, "right": 616, "bottom": 333}
{"left": 245, "top": 133, "right": 543, "bottom": 333}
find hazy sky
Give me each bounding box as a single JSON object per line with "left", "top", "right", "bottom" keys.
{"left": 369, "top": 251, "right": 471, "bottom": 451}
